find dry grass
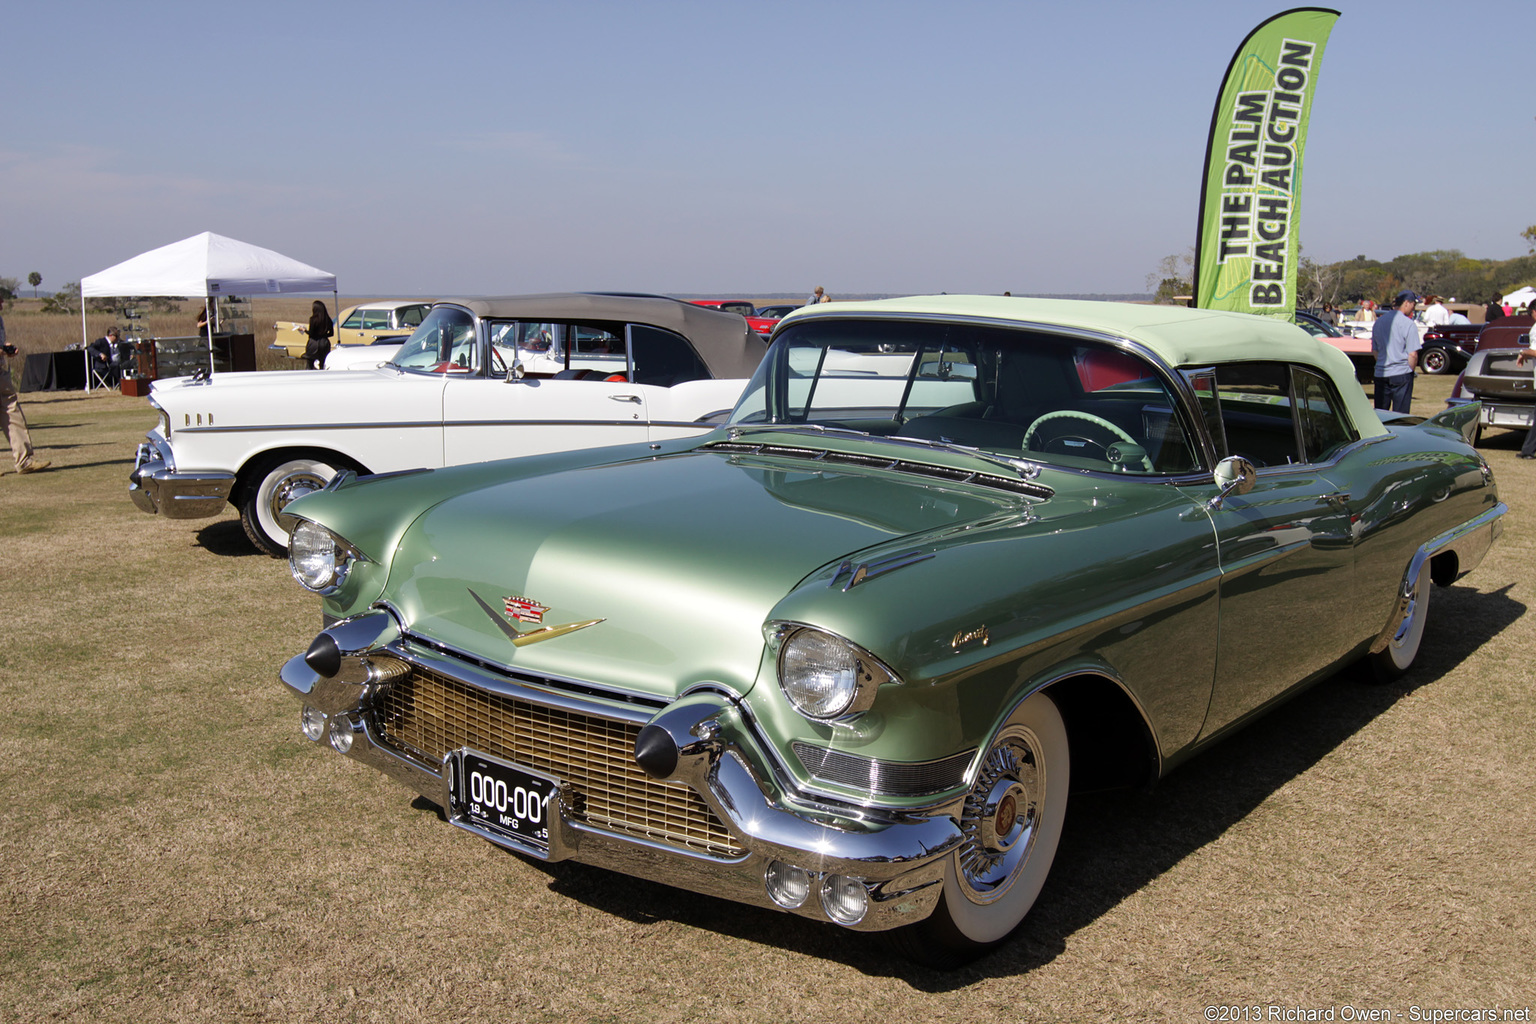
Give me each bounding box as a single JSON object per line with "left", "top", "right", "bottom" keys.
{"left": 1, "top": 374, "right": 1533, "bottom": 1023}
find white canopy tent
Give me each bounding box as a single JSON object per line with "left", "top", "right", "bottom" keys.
{"left": 1501, "top": 286, "right": 1536, "bottom": 310}
{"left": 79, "top": 232, "right": 337, "bottom": 389}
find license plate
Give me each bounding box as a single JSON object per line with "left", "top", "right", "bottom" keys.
{"left": 452, "top": 751, "right": 556, "bottom": 852}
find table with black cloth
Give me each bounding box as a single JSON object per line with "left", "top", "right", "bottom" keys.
{"left": 18, "top": 350, "right": 87, "bottom": 392}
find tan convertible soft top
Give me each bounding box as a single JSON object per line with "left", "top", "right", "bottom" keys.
{"left": 449, "top": 293, "right": 768, "bottom": 381}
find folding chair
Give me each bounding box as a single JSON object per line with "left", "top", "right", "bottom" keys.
{"left": 85, "top": 349, "right": 113, "bottom": 392}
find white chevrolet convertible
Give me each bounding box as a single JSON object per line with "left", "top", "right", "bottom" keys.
{"left": 130, "top": 294, "right": 767, "bottom": 555}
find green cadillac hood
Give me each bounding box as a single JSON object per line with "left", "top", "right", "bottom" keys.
{"left": 382, "top": 448, "right": 1025, "bottom": 698}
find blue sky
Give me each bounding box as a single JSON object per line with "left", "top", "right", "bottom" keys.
{"left": 2, "top": 0, "right": 1530, "bottom": 298}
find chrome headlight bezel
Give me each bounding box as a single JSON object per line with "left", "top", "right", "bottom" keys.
{"left": 288, "top": 519, "right": 363, "bottom": 595}
{"left": 768, "top": 623, "right": 897, "bottom": 722}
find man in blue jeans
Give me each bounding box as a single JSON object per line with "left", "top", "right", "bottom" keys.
{"left": 1372, "top": 290, "right": 1421, "bottom": 413}
{"left": 1516, "top": 344, "right": 1536, "bottom": 459}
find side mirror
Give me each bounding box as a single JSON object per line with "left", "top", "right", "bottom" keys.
{"left": 505, "top": 360, "right": 526, "bottom": 383}
{"left": 1209, "top": 456, "right": 1256, "bottom": 509}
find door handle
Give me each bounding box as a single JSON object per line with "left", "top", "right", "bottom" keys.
{"left": 608, "top": 394, "right": 642, "bottom": 403}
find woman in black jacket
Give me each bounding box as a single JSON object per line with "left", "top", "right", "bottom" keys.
{"left": 303, "top": 301, "right": 334, "bottom": 369}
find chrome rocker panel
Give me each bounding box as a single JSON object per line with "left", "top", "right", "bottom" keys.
{"left": 278, "top": 628, "right": 956, "bottom": 932}
{"left": 129, "top": 437, "right": 234, "bottom": 518}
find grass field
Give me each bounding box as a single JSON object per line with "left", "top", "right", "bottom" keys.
{"left": 1, "top": 372, "right": 1532, "bottom": 1023}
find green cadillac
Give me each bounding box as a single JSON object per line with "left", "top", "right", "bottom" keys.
{"left": 277, "top": 296, "right": 1504, "bottom": 966}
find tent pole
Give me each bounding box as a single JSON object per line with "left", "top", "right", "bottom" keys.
{"left": 206, "top": 296, "right": 216, "bottom": 376}
{"left": 80, "top": 293, "right": 91, "bottom": 392}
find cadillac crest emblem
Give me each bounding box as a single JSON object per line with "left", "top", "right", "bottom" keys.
{"left": 503, "top": 595, "right": 549, "bottom": 624}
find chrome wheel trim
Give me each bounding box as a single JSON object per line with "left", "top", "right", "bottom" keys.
{"left": 955, "top": 730, "right": 1043, "bottom": 906}
{"left": 937, "top": 691, "right": 1069, "bottom": 945}
{"left": 256, "top": 460, "right": 335, "bottom": 548}
{"left": 1384, "top": 565, "right": 1430, "bottom": 671}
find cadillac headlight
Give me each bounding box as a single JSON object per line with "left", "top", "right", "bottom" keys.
{"left": 289, "top": 520, "right": 358, "bottom": 594}
{"left": 774, "top": 625, "right": 895, "bottom": 721}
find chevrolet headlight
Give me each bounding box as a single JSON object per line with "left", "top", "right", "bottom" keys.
{"left": 289, "top": 520, "right": 358, "bottom": 594}
{"left": 774, "top": 625, "right": 895, "bottom": 721}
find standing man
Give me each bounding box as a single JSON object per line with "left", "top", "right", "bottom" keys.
{"left": 1421, "top": 294, "right": 1452, "bottom": 328}
{"left": 1372, "top": 290, "right": 1421, "bottom": 413}
{"left": 0, "top": 297, "right": 52, "bottom": 474}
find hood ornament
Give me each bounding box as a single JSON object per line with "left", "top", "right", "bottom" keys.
{"left": 469, "top": 590, "right": 604, "bottom": 648}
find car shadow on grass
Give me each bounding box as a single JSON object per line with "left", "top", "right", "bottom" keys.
{"left": 196, "top": 519, "right": 268, "bottom": 557}
{"left": 417, "top": 580, "right": 1525, "bottom": 987}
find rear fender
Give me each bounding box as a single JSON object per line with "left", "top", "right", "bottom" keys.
{"left": 1419, "top": 401, "right": 1481, "bottom": 444}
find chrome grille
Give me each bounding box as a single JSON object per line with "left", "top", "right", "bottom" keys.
{"left": 377, "top": 664, "right": 744, "bottom": 858}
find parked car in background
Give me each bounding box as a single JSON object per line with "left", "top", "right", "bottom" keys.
{"left": 689, "top": 299, "right": 757, "bottom": 317}
{"left": 1417, "top": 322, "right": 1479, "bottom": 375}
{"left": 688, "top": 299, "right": 779, "bottom": 338}
{"left": 322, "top": 337, "right": 409, "bottom": 371}
{"left": 1447, "top": 314, "right": 1534, "bottom": 444}
{"left": 275, "top": 295, "right": 1502, "bottom": 968}
{"left": 131, "top": 294, "right": 767, "bottom": 555}
{"left": 272, "top": 300, "right": 433, "bottom": 359}
{"left": 756, "top": 303, "right": 803, "bottom": 320}
{"left": 1296, "top": 310, "right": 1373, "bottom": 382}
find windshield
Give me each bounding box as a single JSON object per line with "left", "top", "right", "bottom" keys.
{"left": 728, "top": 318, "right": 1199, "bottom": 475}
{"left": 1296, "top": 314, "right": 1344, "bottom": 339}
{"left": 390, "top": 306, "right": 479, "bottom": 373}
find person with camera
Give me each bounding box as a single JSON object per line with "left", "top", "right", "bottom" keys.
{"left": 0, "top": 297, "right": 52, "bottom": 474}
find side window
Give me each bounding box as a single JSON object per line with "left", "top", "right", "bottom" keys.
{"left": 340, "top": 309, "right": 366, "bottom": 329}
{"left": 361, "top": 310, "right": 390, "bottom": 330}
{"left": 629, "top": 325, "right": 710, "bottom": 387}
{"left": 1292, "top": 367, "right": 1356, "bottom": 462}
{"left": 1212, "top": 362, "right": 1301, "bottom": 468}
{"left": 1209, "top": 362, "right": 1355, "bottom": 468}
{"left": 399, "top": 305, "right": 429, "bottom": 328}
{"left": 1185, "top": 369, "right": 1227, "bottom": 459}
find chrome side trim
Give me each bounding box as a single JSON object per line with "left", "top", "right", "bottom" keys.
{"left": 173, "top": 418, "right": 658, "bottom": 435}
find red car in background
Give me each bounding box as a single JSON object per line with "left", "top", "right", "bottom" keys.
{"left": 689, "top": 299, "right": 779, "bottom": 337}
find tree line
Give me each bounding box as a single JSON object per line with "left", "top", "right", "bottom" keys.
{"left": 1150, "top": 228, "right": 1536, "bottom": 309}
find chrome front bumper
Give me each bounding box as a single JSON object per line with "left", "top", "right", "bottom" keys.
{"left": 129, "top": 438, "right": 235, "bottom": 518}
{"left": 278, "top": 616, "right": 957, "bottom": 932}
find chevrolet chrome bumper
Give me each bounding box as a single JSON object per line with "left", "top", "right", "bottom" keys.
{"left": 278, "top": 614, "right": 957, "bottom": 931}
{"left": 129, "top": 438, "right": 234, "bottom": 518}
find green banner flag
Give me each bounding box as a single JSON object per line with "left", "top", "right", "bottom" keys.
{"left": 1193, "top": 7, "right": 1339, "bottom": 316}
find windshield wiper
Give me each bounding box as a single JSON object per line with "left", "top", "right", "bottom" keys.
{"left": 724, "top": 423, "right": 1044, "bottom": 480}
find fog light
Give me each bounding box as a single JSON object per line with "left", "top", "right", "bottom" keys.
{"left": 765, "top": 861, "right": 811, "bottom": 909}
{"left": 820, "top": 874, "right": 869, "bottom": 926}
{"left": 328, "top": 716, "right": 355, "bottom": 754}
{"left": 301, "top": 705, "right": 326, "bottom": 742}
